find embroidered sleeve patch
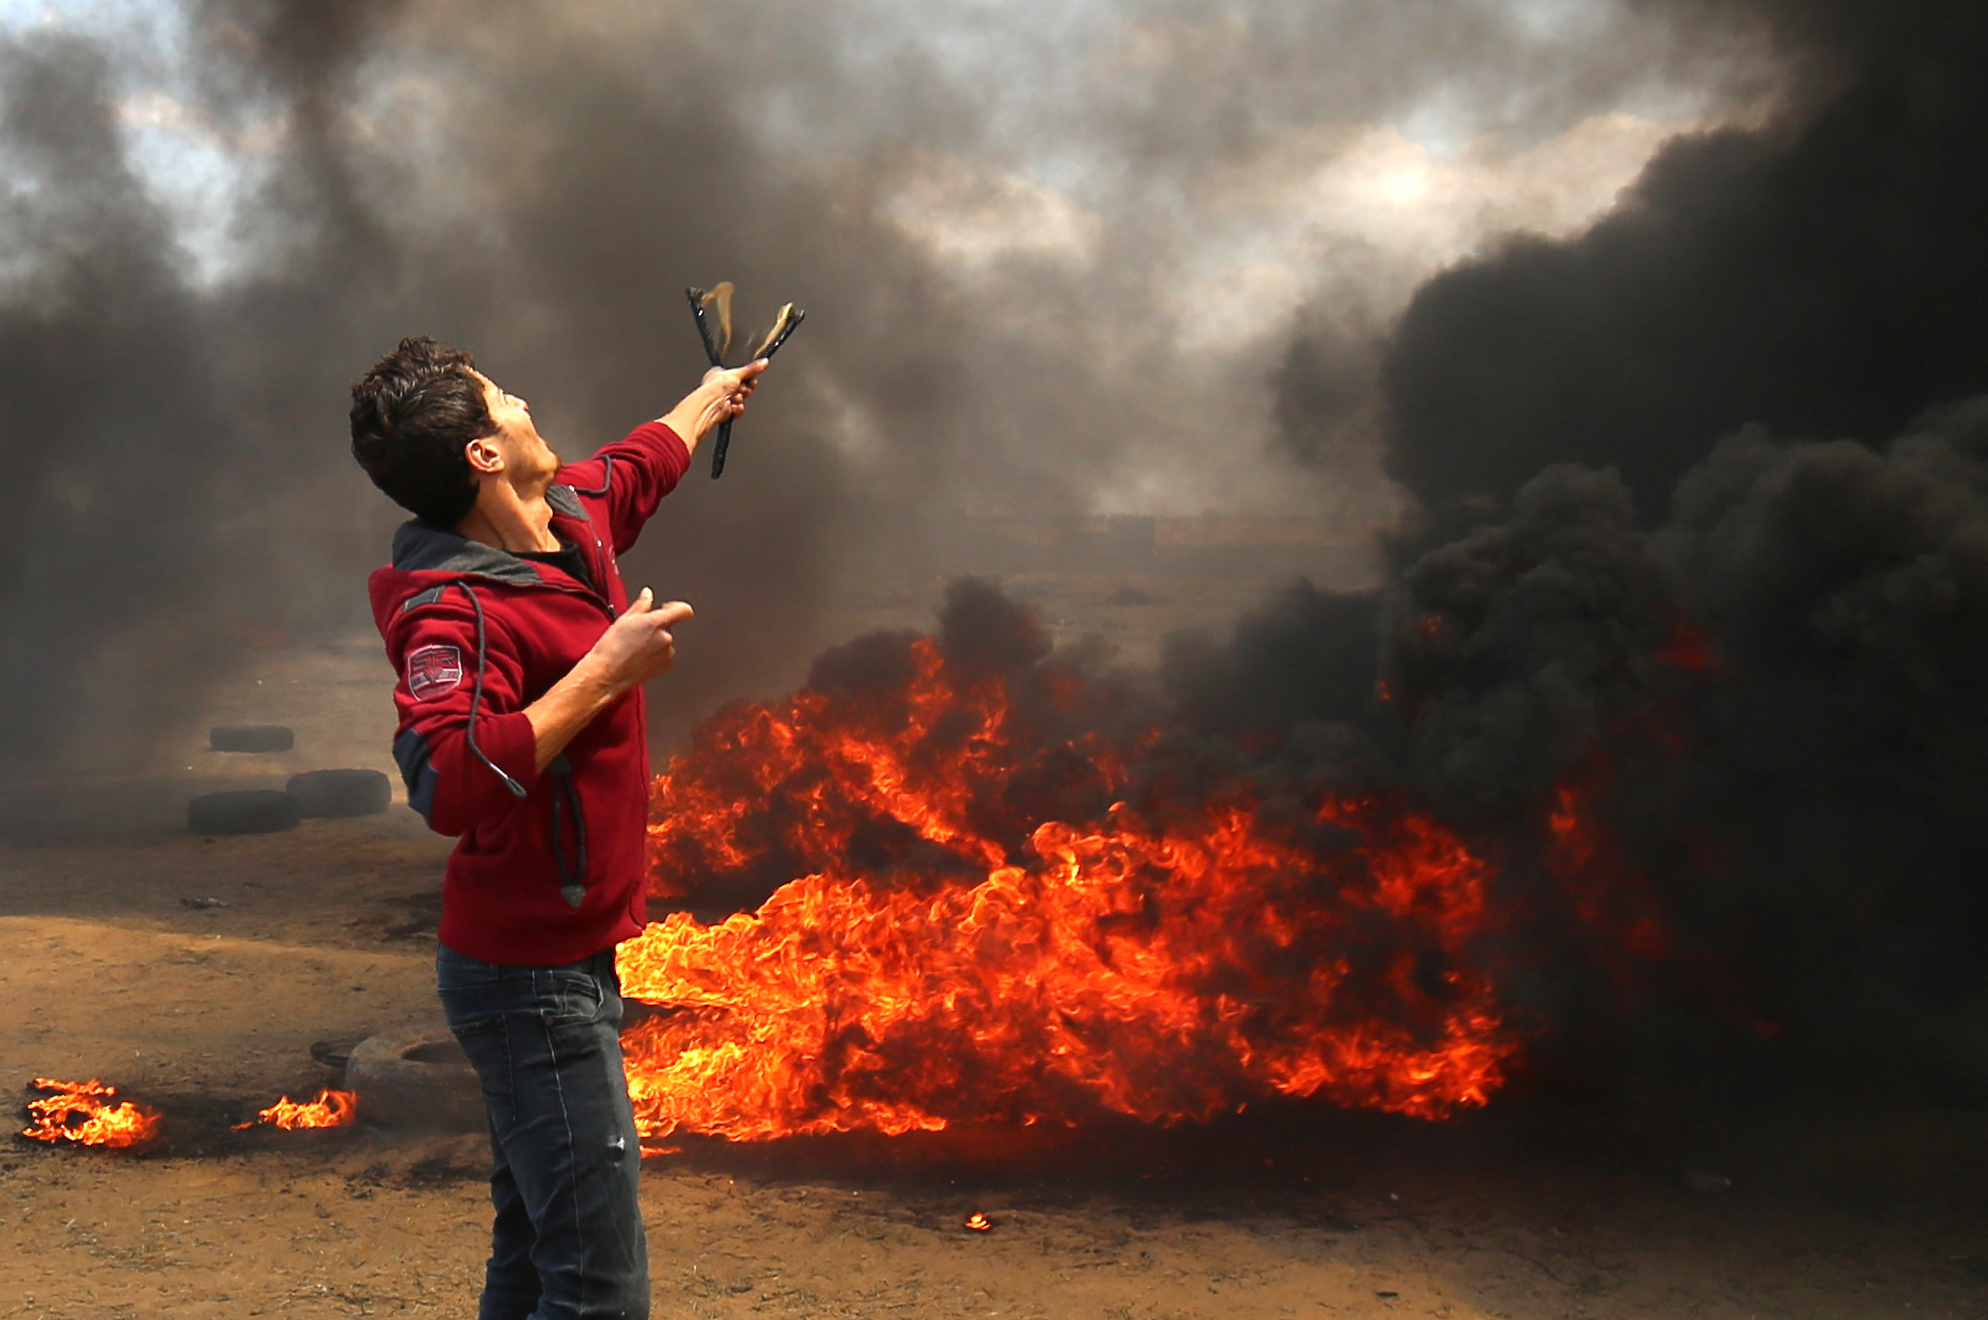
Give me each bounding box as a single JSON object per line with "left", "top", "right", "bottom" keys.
{"left": 406, "top": 644, "right": 465, "bottom": 700}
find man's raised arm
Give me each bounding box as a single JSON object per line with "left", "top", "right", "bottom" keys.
{"left": 661, "top": 360, "right": 766, "bottom": 458}
{"left": 561, "top": 360, "right": 767, "bottom": 553}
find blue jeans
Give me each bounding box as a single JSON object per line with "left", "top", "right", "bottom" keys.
{"left": 436, "top": 944, "right": 649, "bottom": 1320}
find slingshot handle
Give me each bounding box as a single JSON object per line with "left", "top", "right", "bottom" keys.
{"left": 709, "top": 419, "right": 735, "bottom": 478}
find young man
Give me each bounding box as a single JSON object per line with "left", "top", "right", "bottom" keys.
{"left": 351, "top": 337, "right": 766, "bottom": 1320}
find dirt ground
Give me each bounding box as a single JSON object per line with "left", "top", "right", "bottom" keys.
{"left": 3, "top": 578, "right": 1987, "bottom": 1319}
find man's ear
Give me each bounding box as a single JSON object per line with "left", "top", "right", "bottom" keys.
{"left": 465, "top": 436, "right": 505, "bottom": 476}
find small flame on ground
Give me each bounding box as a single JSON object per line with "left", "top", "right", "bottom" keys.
{"left": 233, "top": 1089, "right": 359, "bottom": 1131}
{"left": 21, "top": 1078, "right": 162, "bottom": 1149}
{"left": 964, "top": 1212, "right": 992, "bottom": 1232}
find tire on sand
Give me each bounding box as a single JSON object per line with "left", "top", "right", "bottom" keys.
{"left": 210, "top": 724, "right": 294, "bottom": 753}
{"left": 187, "top": 789, "right": 301, "bottom": 835}
{"left": 345, "top": 1027, "right": 484, "bottom": 1132}
{"left": 287, "top": 769, "right": 391, "bottom": 819}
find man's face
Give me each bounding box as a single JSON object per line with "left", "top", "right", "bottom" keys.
{"left": 474, "top": 372, "right": 560, "bottom": 490}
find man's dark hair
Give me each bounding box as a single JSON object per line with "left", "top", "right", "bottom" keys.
{"left": 350, "top": 336, "right": 494, "bottom": 526}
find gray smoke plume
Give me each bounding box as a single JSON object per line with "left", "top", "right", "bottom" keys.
{"left": 0, "top": 0, "right": 1759, "bottom": 770}
{"left": 0, "top": 16, "right": 382, "bottom": 766}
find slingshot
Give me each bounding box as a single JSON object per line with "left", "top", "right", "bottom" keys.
{"left": 685, "top": 283, "right": 805, "bottom": 478}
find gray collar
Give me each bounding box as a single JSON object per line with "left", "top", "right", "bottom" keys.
{"left": 390, "top": 485, "right": 592, "bottom": 585}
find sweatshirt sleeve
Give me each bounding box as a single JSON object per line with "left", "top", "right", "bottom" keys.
{"left": 386, "top": 592, "right": 541, "bottom": 836}
{"left": 558, "top": 421, "right": 691, "bottom": 554}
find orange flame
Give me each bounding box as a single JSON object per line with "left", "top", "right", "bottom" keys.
{"left": 622, "top": 799, "right": 1514, "bottom": 1143}
{"left": 233, "top": 1089, "right": 359, "bottom": 1131}
{"left": 624, "top": 632, "right": 1528, "bottom": 1147}
{"left": 21, "top": 1078, "right": 161, "bottom": 1149}
{"left": 643, "top": 638, "right": 1091, "bottom": 903}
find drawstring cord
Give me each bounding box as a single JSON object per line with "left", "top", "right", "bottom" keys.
{"left": 458, "top": 583, "right": 589, "bottom": 910}
{"left": 459, "top": 584, "right": 528, "bottom": 800}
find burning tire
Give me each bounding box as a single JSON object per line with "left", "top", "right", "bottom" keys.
{"left": 209, "top": 724, "right": 295, "bottom": 753}
{"left": 286, "top": 769, "right": 391, "bottom": 819}
{"left": 344, "top": 1027, "right": 483, "bottom": 1132}
{"left": 187, "top": 789, "right": 301, "bottom": 835}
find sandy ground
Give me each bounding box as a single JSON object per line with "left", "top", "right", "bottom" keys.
{"left": 3, "top": 580, "right": 1987, "bottom": 1319}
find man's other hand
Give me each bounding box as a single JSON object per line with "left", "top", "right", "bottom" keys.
{"left": 590, "top": 589, "right": 693, "bottom": 693}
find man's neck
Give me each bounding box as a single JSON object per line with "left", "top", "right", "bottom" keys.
{"left": 455, "top": 482, "right": 560, "bottom": 554}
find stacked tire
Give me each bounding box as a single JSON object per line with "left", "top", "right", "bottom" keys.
{"left": 286, "top": 769, "right": 392, "bottom": 819}
{"left": 189, "top": 728, "right": 392, "bottom": 834}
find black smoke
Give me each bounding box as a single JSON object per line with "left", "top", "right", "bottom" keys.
{"left": 1247, "top": 0, "right": 1988, "bottom": 1097}
{"left": 1125, "top": 408, "right": 1986, "bottom": 1100}
{"left": 1654, "top": 417, "right": 1988, "bottom": 1091}
{"left": 1371, "top": 0, "right": 1988, "bottom": 513}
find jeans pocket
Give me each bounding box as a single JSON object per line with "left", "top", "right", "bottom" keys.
{"left": 445, "top": 1013, "right": 515, "bottom": 1133}
{"left": 542, "top": 969, "right": 605, "bottom": 1026}
{"left": 443, "top": 1005, "right": 509, "bottom": 1042}
{"left": 438, "top": 971, "right": 522, "bottom": 1047}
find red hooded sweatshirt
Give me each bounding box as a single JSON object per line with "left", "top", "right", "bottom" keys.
{"left": 367, "top": 422, "right": 691, "bottom": 966}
